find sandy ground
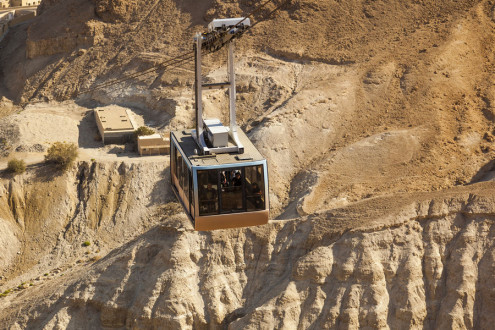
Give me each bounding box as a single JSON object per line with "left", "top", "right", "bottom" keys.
{"left": 0, "top": 101, "right": 169, "bottom": 171}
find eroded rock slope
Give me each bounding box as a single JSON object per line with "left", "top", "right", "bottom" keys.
{"left": 2, "top": 184, "right": 495, "bottom": 329}
{"left": 1, "top": 0, "right": 495, "bottom": 328}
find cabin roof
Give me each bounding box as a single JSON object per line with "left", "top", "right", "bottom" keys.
{"left": 172, "top": 128, "right": 265, "bottom": 167}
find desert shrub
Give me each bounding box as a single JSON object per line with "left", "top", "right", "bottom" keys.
{"left": 0, "top": 289, "right": 10, "bottom": 297}
{"left": 83, "top": 241, "right": 91, "bottom": 246}
{"left": 134, "top": 126, "right": 155, "bottom": 139}
{"left": 45, "top": 142, "right": 78, "bottom": 170}
{"left": 7, "top": 158, "right": 26, "bottom": 174}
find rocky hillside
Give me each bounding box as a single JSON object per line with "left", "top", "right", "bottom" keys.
{"left": 1, "top": 0, "right": 495, "bottom": 328}
{"left": 0, "top": 0, "right": 490, "bottom": 103}
{"left": 2, "top": 178, "right": 495, "bottom": 329}
{"left": 0, "top": 161, "right": 173, "bottom": 279}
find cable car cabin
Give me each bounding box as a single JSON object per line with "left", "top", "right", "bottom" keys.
{"left": 172, "top": 18, "right": 268, "bottom": 230}
{"left": 170, "top": 129, "right": 269, "bottom": 231}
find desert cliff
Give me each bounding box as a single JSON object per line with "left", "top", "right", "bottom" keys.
{"left": 1, "top": 0, "right": 495, "bottom": 329}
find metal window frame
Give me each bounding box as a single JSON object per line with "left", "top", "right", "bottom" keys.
{"left": 192, "top": 159, "right": 268, "bottom": 218}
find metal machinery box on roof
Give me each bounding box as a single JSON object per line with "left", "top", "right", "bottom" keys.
{"left": 204, "top": 118, "right": 229, "bottom": 148}
{"left": 94, "top": 107, "right": 136, "bottom": 144}
{"left": 173, "top": 129, "right": 265, "bottom": 167}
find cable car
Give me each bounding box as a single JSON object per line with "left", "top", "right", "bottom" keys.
{"left": 170, "top": 18, "right": 269, "bottom": 231}
{"left": 170, "top": 129, "right": 269, "bottom": 231}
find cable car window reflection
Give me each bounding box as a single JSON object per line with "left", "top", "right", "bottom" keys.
{"left": 197, "top": 165, "right": 265, "bottom": 217}
{"left": 183, "top": 162, "right": 190, "bottom": 210}
{"left": 220, "top": 169, "right": 245, "bottom": 212}
{"left": 171, "top": 144, "right": 176, "bottom": 178}
{"left": 245, "top": 165, "right": 265, "bottom": 211}
{"left": 189, "top": 170, "right": 194, "bottom": 216}
{"left": 198, "top": 170, "right": 218, "bottom": 215}
{"left": 174, "top": 148, "right": 193, "bottom": 214}
{"left": 176, "top": 152, "right": 183, "bottom": 187}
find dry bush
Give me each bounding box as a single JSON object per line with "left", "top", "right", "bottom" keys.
{"left": 7, "top": 158, "right": 26, "bottom": 174}
{"left": 45, "top": 142, "right": 78, "bottom": 170}
{"left": 134, "top": 126, "right": 155, "bottom": 139}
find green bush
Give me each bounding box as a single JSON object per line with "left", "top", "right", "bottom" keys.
{"left": 7, "top": 158, "right": 26, "bottom": 174}
{"left": 45, "top": 142, "right": 78, "bottom": 170}
{"left": 83, "top": 241, "right": 91, "bottom": 247}
{"left": 134, "top": 126, "right": 155, "bottom": 139}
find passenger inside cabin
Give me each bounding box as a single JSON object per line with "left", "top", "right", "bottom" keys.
{"left": 221, "top": 172, "right": 228, "bottom": 187}
{"left": 232, "top": 172, "right": 242, "bottom": 187}
{"left": 205, "top": 183, "right": 216, "bottom": 198}
{"left": 252, "top": 182, "right": 261, "bottom": 195}
{"left": 251, "top": 182, "right": 262, "bottom": 209}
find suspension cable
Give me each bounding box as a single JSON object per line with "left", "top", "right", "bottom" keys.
{"left": 74, "top": 0, "right": 291, "bottom": 97}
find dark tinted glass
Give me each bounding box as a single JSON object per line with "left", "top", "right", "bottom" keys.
{"left": 171, "top": 143, "right": 176, "bottom": 178}
{"left": 183, "top": 161, "right": 189, "bottom": 206}
{"left": 198, "top": 170, "right": 218, "bottom": 215}
{"left": 220, "top": 169, "right": 244, "bottom": 212}
{"left": 245, "top": 165, "right": 265, "bottom": 211}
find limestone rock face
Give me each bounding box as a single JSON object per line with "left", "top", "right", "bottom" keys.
{"left": 94, "top": 0, "right": 142, "bottom": 22}
{"left": 2, "top": 179, "right": 495, "bottom": 329}
{"left": 0, "top": 161, "right": 174, "bottom": 283}
{"left": 26, "top": 0, "right": 100, "bottom": 60}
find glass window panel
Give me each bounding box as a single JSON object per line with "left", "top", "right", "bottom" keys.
{"left": 183, "top": 160, "right": 189, "bottom": 207}
{"left": 171, "top": 143, "right": 176, "bottom": 178}
{"left": 190, "top": 170, "right": 194, "bottom": 217}
{"left": 245, "top": 165, "right": 265, "bottom": 211}
{"left": 198, "top": 170, "right": 218, "bottom": 216}
{"left": 176, "top": 152, "right": 182, "bottom": 185}
{"left": 220, "top": 169, "right": 245, "bottom": 212}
